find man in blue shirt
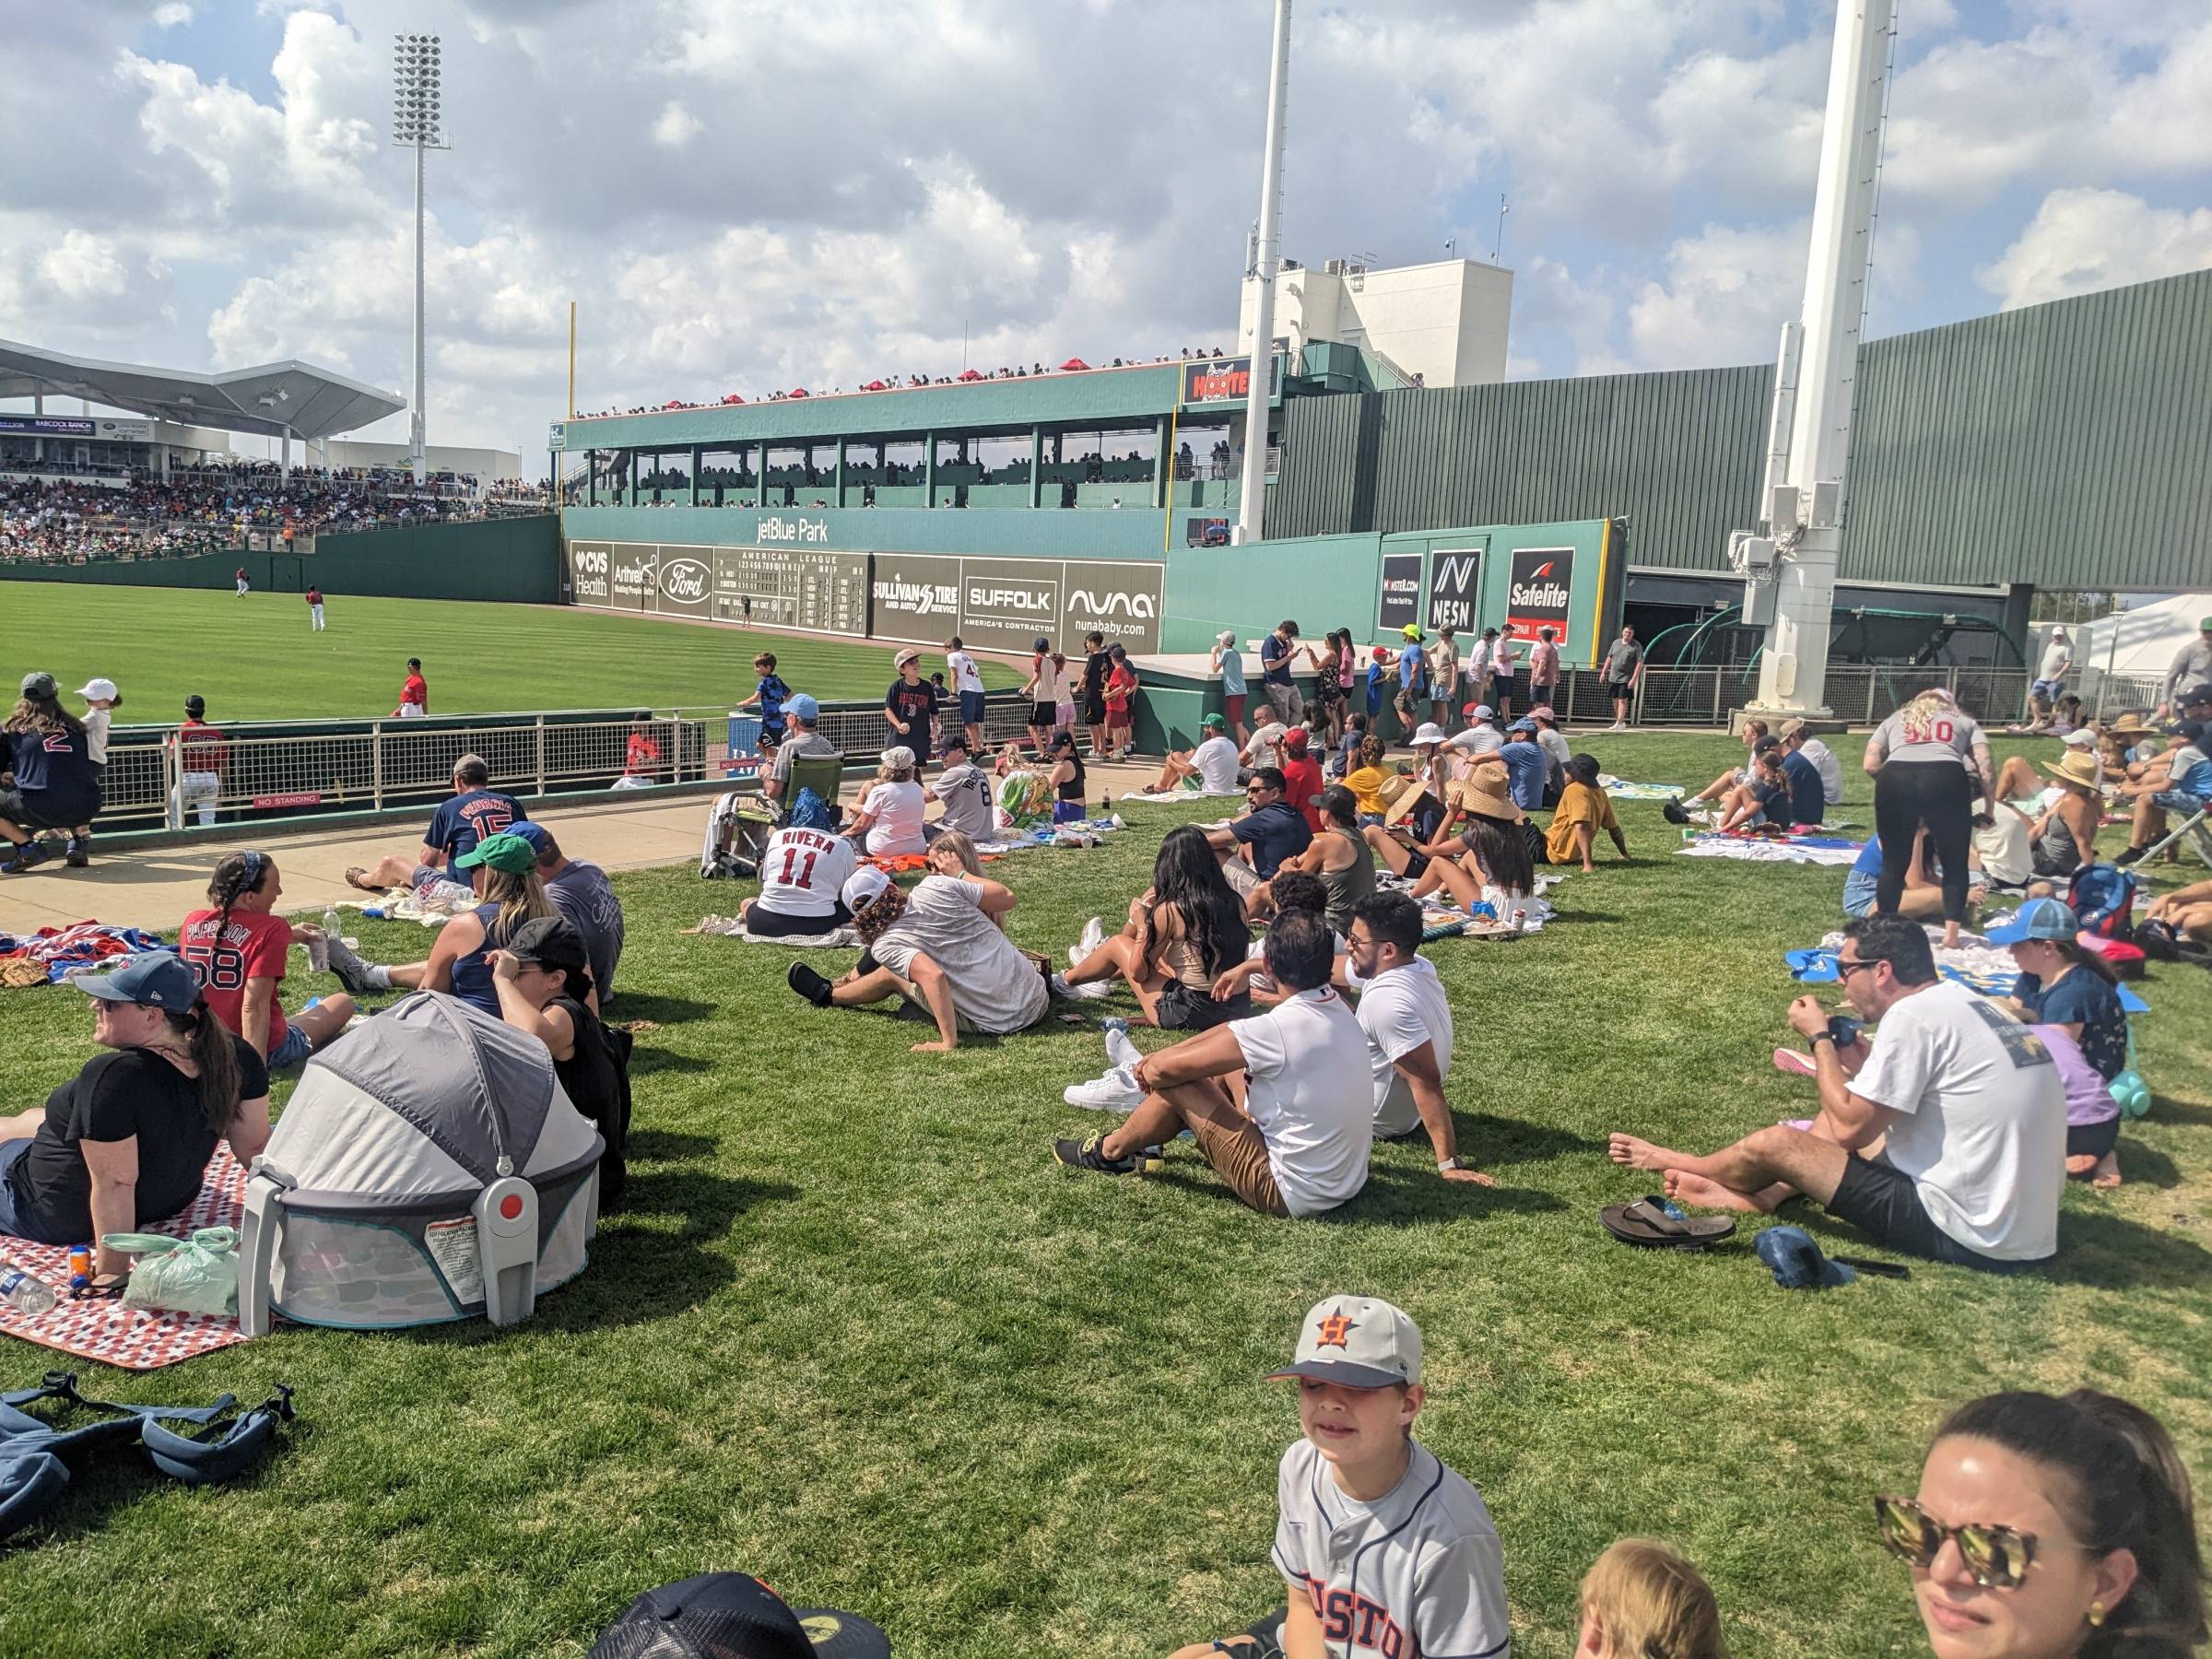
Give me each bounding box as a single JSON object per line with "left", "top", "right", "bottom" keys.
{"left": 1497, "top": 719, "right": 1548, "bottom": 811}
{"left": 1394, "top": 625, "right": 1429, "bottom": 719}
{"left": 1204, "top": 767, "right": 1314, "bottom": 900}
{"left": 1780, "top": 744, "right": 1827, "bottom": 827}
{"left": 1259, "top": 619, "right": 1304, "bottom": 729}
{"left": 345, "top": 753, "right": 524, "bottom": 897}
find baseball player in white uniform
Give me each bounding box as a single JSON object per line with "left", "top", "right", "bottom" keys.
{"left": 1172, "top": 1297, "right": 1512, "bottom": 1659}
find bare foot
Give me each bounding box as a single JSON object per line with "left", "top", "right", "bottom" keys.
{"left": 2065, "top": 1153, "right": 2099, "bottom": 1178}
{"left": 1608, "top": 1133, "right": 1687, "bottom": 1171}
{"left": 1664, "top": 1169, "right": 1768, "bottom": 1214}
{"left": 2092, "top": 1151, "right": 2123, "bottom": 1190}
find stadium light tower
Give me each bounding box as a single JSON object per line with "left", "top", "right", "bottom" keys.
{"left": 392, "top": 33, "right": 447, "bottom": 487}
{"left": 1234, "top": 0, "right": 1291, "bottom": 546}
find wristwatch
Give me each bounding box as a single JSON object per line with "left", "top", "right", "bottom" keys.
{"left": 1809, "top": 1031, "right": 1836, "bottom": 1046}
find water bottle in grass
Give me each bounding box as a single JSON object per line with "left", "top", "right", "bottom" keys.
{"left": 1, "top": 1261, "right": 58, "bottom": 1316}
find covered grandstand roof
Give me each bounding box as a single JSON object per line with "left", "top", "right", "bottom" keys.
{"left": 0, "top": 338, "right": 406, "bottom": 441}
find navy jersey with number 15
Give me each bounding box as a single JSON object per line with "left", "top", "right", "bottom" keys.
{"left": 426, "top": 788, "right": 523, "bottom": 862}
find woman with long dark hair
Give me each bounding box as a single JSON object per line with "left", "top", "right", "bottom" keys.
{"left": 0, "top": 951, "right": 269, "bottom": 1287}
{"left": 1881, "top": 1389, "right": 2205, "bottom": 1658}
{"left": 1305, "top": 630, "right": 1347, "bottom": 750}
{"left": 1865, "top": 688, "right": 1995, "bottom": 948}
{"left": 0, "top": 671, "right": 102, "bottom": 874}
{"left": 1060, "top": 824, "right": 1253, "bottom": 1030}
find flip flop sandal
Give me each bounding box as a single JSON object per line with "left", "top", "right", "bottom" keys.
{"left": 1601, "top": 1195, "right": 1736, "bottom": 1251}
{"left": 344, "top": 868, "right": 385, "bottom": 893}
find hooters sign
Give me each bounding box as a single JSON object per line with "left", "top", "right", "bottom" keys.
{"left": 1504, "top": 547, "right": 1574, "bottom": 643}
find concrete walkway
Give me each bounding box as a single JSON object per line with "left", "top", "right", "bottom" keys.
{"left": 0, "top": 759, "right": 1171, "bottom": 939}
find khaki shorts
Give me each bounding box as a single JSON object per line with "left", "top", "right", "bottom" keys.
{"left": 1221, "top": 854, "right": 1260, "bottom": 898}
{"left": 1187, "top": 1101, "right": 1290, "bottom": 1217}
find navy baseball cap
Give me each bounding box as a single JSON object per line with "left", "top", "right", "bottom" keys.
{"left": 786, "top": 693, "right": 819, "bottom": 722}
{"left": 1755, "top": 1225, "right": 1854, "bottom": 1288}
{"left": 589, "top": 1573, "right": 889, "bottom": 1659}
{"left": 70, "top": 950, "right": 200, "bottom": 1012}
{"left": 506, "top": 821, "right": 551, "bottom": 853}
{"left": 1985, "top": 897, "right": 2080, "bottom": 945}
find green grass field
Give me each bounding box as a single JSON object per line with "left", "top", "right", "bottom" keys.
{"left": 0, "top": 735, "right": 2207, "bottom": 1658}
{"left": 0, "top": 585, "right": 1018, "bottom": 722}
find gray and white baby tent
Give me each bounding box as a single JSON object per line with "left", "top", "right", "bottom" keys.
{"left": 237, "top": 992, "right": 605, "bottom": 1334}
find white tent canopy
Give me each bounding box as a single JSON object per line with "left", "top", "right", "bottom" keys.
{"left": 2076, "top": 594, "right": 2212, "bottom": 684}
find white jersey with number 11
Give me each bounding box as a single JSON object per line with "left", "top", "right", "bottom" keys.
{"left": 759, "top": 827, "right": 856, "bottom": 920}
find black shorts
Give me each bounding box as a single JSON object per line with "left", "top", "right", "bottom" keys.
{"left": 1157, "top": 980, "right": 1250, "bottom": 1031}
{"left": 2067, "top": 1116, "right": 2120, "bottom": 1160}
{"left": 1606, "top": 680, "right": 1633, "bottom": 702}
{"left": 1824, "top": 1154, "right": 2027, "bottom": 1272}
{"left": 743, "top": 900, "right": 853, "bottom": 937}
{"left": 1242, "top": 1606, "right": 1288, "bottom": 1657}
{"left": 1029, "top": 700, "right": 1056, "bottom": 728}
{"left": 0, "top": 788, "right": 87, "bottom": 831}
{"left": 1083, "top": 693, "right": 1107, "bottom": 725}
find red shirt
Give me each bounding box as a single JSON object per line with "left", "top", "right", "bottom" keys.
{"left": 179, "top": 908, "right": 294, "bottom": 1053}
{"left": 1281, "top": 755, "right": 1324, "bottom": 830}
{"left": 401, "top": 672, "right": 428, "bottom": 711}
{"left": 306, "top": 588, "right": 322, "bottom": 605}
{"left": 623, "top": 732, "right": 662, "bottom": 777}
{"left": 178, "top": 717, "right": 227, "bottom": 775}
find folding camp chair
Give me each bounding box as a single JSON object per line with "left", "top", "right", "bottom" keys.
{"left": 774, "top": 754, "right": 848, "bottom": 827}
{"left": 2136, "top": 800, "right": 2212, "bottom": 870}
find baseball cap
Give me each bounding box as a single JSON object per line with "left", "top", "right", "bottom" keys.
{"left": 1506, "top": 717, "right": 1536, "bottom": 734}
{"left": 1528, "top": 704, "right": 1557, "bottom": 723}
{"left": 506, "top": 821, "right": 553, "bottom": 853}
{"left": 939, "top": 733, "right": 970, "bottom": 755}
{"left": 69, "top": 950, "right": 200, "bottom": 1012}
{"left": 19, "top": 671, "right": 56, "bottom": 700}
{"left": 785, "top": 693, "right": 819, "bottom": 722}
{"left": 1200, "top": 712, "right": 1226, "bottom": 729}
{"left": 184, "top": 694, "right": 206, "bottom": 716}
{"left": 1778, "top": 717, "right": 1808, "bottom": 740}
{"left": 454, "top": 832, "right": 538, "bottom": 874}
{"left": 1755, "top": 1225, "right": 1854, "bottom": 1289}
{"left": 588, "top": 1572, "right": 889, "bottom": 1659}
{"left": 1464, "top": 703, "right": 1494, "bottom": 722}
{"left": 893, "top": 648, "right": 920, "bottom": 670}
{"left": 2181, "top": 683, "right": 2212, "bottom": 706}
{"left": 879, "top": 747, "right": 916, "bottom": 771}
{"left": 76, "top": 677, "right": 119, "bottom": 701}
{"left": 2199, "top": 615, "right": 2212, "bottom": 633}
{"left": 1282, "top": 727, "right": 1309, "bottom": 753}
{"left": 2058, "top": 728, "right": 2097, "bottom": 748}
{"left": 1985, "top": 896, "right": 2081, "bottom": 945}
{"left": 1031, "top": 635, "right": 1051, "bottom": 652}
{"left": 1218, "top": 629, "right": 1236, "bottom": 646}
{"left": 1401, "top": 624, "right": 1423, "bottom": 641}
{"left": 503, "top": 915, "right": 589, "bottom": 972}
{"left": 1265, "top": 1296, "right": 1423, "bottom": 1389}
{"left": 841, "top": 867, "right": 891, "bottom": 915}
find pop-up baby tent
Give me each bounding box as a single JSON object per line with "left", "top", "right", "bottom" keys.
{"left": 238, "top": 993, "right": 605, "bottom": 1334}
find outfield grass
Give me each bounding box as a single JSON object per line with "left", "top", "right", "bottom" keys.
{"left": 0, "top": 584, "right": 1018, "bottom": 722}
{"left": 0, "top": 733, "right": 2206, "bottom": 1658}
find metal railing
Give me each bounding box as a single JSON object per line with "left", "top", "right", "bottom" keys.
{"left": 1620, "top": 664, "right": 2165, "bottom": 730}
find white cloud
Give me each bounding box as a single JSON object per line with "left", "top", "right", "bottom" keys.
{"left": 152, "top": 3, "right": 194, "bottom": 27}
{"left": 1626, "top": 220, "right": 1809, "bottom": 371}
{"left": 39, "top": 230, "right": 131, "bottom": 301}
{"left": 651, "top": 101, "right": 700, "bottom": 148}
{"left": 1978, "top": 188, "right": 2212, "bottom": 311}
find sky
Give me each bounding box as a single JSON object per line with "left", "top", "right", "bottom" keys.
{"left": 1, "top": 0, "right": 2206, "bottom": 475}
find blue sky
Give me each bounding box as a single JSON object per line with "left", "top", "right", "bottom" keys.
{"left": 1, "top": 0, "right": 2206, "bottom": 468}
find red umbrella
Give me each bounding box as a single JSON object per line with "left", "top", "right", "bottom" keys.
{"left": 1059, "top": 358, "right": 1089, "bottom": 371}
{"left": 957, "top": 369, "right": 984, "bottom": 382}
{"left": 861, "top": 380, "right": 888, "bottom": 392}
{"left": 721, "top": 394, "right": 746, "bottom": 404}
{"left": 787, "top": 387, "right": 809, "bottom": 398}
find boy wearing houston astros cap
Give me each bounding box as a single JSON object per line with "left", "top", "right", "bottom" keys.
{"left": 1171, "top": 1297, "right": 1511, "bottom": 1659}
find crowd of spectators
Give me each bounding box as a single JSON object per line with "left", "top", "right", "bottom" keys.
{"left": 0, "top": 463, "right": 548, "bottom": 565}
{"left": 571, "top": 346, "right": 1233, "bottom": 420}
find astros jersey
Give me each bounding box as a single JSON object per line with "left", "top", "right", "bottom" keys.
{"left": 1274, "top": 1439, "right": 1511, "bottom": 1658}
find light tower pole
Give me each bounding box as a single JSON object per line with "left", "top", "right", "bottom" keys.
{"left": 392, "top": 33, "right": 445, "bottom": 488}
{"left": 1739, "top": 0, "right": 1894, "bottom": 722}
{"left": 1235, "top": 0, "right": 1291, "bottom": 547}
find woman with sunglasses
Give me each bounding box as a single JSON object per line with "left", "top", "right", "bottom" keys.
{"left": 1879, "top": 1389, "right": 2205, "bottom": 1657}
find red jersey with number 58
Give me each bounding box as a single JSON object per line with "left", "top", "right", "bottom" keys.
{"left": 757, "top": 827, "right": 856, "bottom": 921}
{"left": 179, "top": 908, "right": 295, "bottom": 1051}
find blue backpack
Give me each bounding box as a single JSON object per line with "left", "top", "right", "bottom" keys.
{"left": 2066, "top": 863, "right": 2137, "bottom": 939}
{"left": 788, "top": 786, "right": 835, "bottom": 831}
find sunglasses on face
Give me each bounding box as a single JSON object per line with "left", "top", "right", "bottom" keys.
{"left": 1874, "top": 1496, "right": 2039, "bottom": 1589}
{"left": 1836, "top": 958, "right": 1880, "bottom": 977}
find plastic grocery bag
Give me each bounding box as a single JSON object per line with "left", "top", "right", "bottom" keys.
{"left": 103, "top": 1228, "right": 241, "bottom": 1318}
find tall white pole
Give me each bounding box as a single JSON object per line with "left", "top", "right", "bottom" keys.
{"left": 409, "top": 132, "right": 427, "bottom": 487}
{"left": 1234, "top": 0, "right": 1291, "bottom": 547}
{"left": 1748, "top": 0, "right": 1894, "bottom": 718}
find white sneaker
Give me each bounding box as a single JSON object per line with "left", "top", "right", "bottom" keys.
{"left": 1051, "top": 971, "right": 1112, "bottom": 1001}
{"left": 1100, "top": 1017, "right": 1143, "bottom": 1073}
{"left": 1064, "top": 1065, "right": 1144, "bottom": 1111}
{"left": 1606, "top": 722, "right": 1629, "bottom": 733}
{"left": 1079, "top": 915, "right": 1105, "bottom": 955}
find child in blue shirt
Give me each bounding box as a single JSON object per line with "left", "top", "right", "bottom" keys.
{"left": 739, "top": 652, "right": 794, "bottom": 750}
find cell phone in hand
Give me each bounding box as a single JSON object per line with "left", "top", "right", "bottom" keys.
{"left": 1828, "top": 1015, "right": 1864, "bottom": 1048}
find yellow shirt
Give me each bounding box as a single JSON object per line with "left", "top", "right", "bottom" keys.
{"left": 1546, "top": 780, "right": 1619, "bottom": 864}
{"left": 1343, "top": 765, "right": 1391, "bottom": 817}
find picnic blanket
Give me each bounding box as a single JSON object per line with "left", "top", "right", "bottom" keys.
{"left": 0, "top": 923, "right": 170, "bottom": 986}
{"left": 1786, "top": 933, "right": 2151, "bottom": 1013}
{"left": 1118, "top": 784, "right": 1244, "bottom": 804}
{"left": 1676, "top": 830, "right": 1865, "bottom": 867}
{"left": 1597, "top": 774, "right": 1685, "bottom": 802}
{"left": 689, "top": 915, "right": 862, "bottom": 948}
{"left": 0, "top": 1148, "right": 253, "bottom": 1370}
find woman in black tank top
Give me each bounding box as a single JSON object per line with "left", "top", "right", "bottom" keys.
{"left": 1048, "top": 733, "right": 1088, "bottom": 824}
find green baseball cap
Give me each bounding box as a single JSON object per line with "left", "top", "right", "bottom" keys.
{"left": 2200, "top": 615, "right": 2212, "bottom": 632}
{"left": 1202, "top": 712, "right": 1226, "bottom": 728}
{"left": 453, "top": 831, "right": 537, "bottom": 875}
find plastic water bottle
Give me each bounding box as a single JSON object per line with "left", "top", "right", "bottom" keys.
{"left": 311, "top": 905, "right": 339, "bottom": 973}
{"left": 1, "top": 1261, "right": 58, "bottom": 1316}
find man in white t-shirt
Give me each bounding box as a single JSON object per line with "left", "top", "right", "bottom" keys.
{"left": 944, "top": 633, "right": 987, "bottom": 753}
{"left": 1139, "top": 712, "right": 1246, "bottom": 795}
{"left": 2030, "top": 627, "right": 2072, "bottom": 722}
{"left": 1607, "top": 913, "right": 2064, "bottom": 1267}
{"left": 1343, "top": 892, "right": 1491, "bottom": 1186}
{"left": 1780, "top": 718, "right": 1844, "bottom": 806}
{"left": 926, "top": 734, "right": 995, "bottom": 841}
{"left": 788, "top": 864, "right": 1048, "bottom": 1053}
{"left": 1448, "top": 704, "right": 1502, "bottom": 759}
{"left": 1241, "top": 711, "right": 1290, "bottom": 772}
{"left": 1053, "top": 911, "right": 1371, "bottom": 1216}
{"left": 738, "top": 824, "right": 857, "bottom": 937}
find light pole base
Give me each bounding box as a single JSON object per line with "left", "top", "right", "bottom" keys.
{"left": 1737, "top": 703, "right": 1842, "bottom": 736}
